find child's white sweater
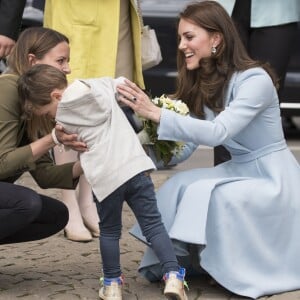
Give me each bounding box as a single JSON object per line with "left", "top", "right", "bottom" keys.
{"left": 55, "top": 77, "right": 155, "bottom": 202}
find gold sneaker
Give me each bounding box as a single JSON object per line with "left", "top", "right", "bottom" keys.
{"left": 163, "top": 268, "right": 188, "bottom": 300}
{"left": 99, "top": 276, "right": 123, "bottom": 300}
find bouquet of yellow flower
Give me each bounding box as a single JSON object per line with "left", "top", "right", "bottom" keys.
{"left": 138, "top": 94, "right": 189, "bottom": 166}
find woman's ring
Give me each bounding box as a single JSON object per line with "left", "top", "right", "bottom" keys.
{"left": 131, "top": 96, "right": 137, "bottom": 102}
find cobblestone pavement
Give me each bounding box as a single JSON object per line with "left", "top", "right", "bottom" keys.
{"left": 1, "top": 146, "right": 300, "bottom": 299}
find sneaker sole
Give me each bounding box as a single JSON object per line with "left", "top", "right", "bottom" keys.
{"left": 164, "top": 292, "right": 187, "bottom": 300}
{"left": 99, "top": 289, "right": 122, "bottom": 300}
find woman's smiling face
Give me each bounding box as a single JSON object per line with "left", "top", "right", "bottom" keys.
{"left": 178, "top": 18, "right": 218, "bottom": 70}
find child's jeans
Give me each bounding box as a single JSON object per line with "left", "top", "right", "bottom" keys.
{"left": 95, "top": 171, "right": 179, "bottom": 278}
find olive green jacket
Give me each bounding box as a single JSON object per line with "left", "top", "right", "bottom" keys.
{"left": 0, "top": 74, "right": 77, "bottom": 189}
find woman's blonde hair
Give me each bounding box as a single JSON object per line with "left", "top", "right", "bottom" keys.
{"left": 7, "top": 27, "right": 69, "bottom": 140}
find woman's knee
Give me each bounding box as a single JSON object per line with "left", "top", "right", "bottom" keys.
{"left": 41, "top": 195, "right": 69, "bottom": 229}
{"left": 54, "top": 200, "right": 69, "bottom": 229}
{"left": 11, "top": 185, "right": 43, "bottom": 218}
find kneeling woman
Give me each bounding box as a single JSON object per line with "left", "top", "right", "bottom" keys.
{"left": 117, "top": 1, "right": 300, "bottom": 298}
{"left": 0, "top": 27, "right": 85, "bottom": 244}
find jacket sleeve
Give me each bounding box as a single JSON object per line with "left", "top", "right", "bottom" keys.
{"left": 145, "top": 142, "right": 197, "bottom": 169}
{"left": 0, "top": 75, "right": 36, "bottom": 180}
{"left": 0, "top": 76, "right": 78, "bottom": 189}
{"left": 30, "top": 154, "right": 79, "bottom": 189}
{"left": 158, "top": 69, "right": 275, "bottom": 147}
{"left": 0, "top": 0, "right": 26, "bottom": 40}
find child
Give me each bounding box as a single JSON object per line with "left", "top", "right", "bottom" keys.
{"left": 18, "top": 64, "right": 188, "bottom": 300}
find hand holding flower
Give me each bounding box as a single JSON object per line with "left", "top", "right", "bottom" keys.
{"left": 117, "top": 79, "right": 189, "bottom": 166}
{"left": 141, "top": 95, "right": 189, "bottom": 166}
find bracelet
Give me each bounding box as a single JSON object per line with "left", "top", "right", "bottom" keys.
{"left": 51, "top": 128, "right": 61, "bottom": 145}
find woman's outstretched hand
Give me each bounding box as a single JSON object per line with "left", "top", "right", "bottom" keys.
{"left": 117, "top": 79, "right": 161, "bottom": 123}
{"left": 55, "top": 124, "right": 88, "bottom": 152}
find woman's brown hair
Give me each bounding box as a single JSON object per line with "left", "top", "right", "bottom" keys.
{"left": 18, "top": 64, "right": 68, "bottom": 113}
{"left": 173, "top": 0, "right": 277, "bottom": 118}
{"left": 7, "top": 27, "right": 69, "bottom": 76}
{"left": 7, "top": 27, "right": 69, "bottom": 140}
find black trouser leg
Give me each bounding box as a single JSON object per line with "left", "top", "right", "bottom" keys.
{"left": 0, "top": 182, "right": 68, "bottom": 244}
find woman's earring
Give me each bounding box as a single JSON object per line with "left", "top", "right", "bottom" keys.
{"left": 211, "top": 46, "right": 217, "bottom": 54}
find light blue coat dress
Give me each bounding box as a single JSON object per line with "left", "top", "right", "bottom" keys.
{"left": 131, "top": 67, "right": 300, "bottom": 299}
